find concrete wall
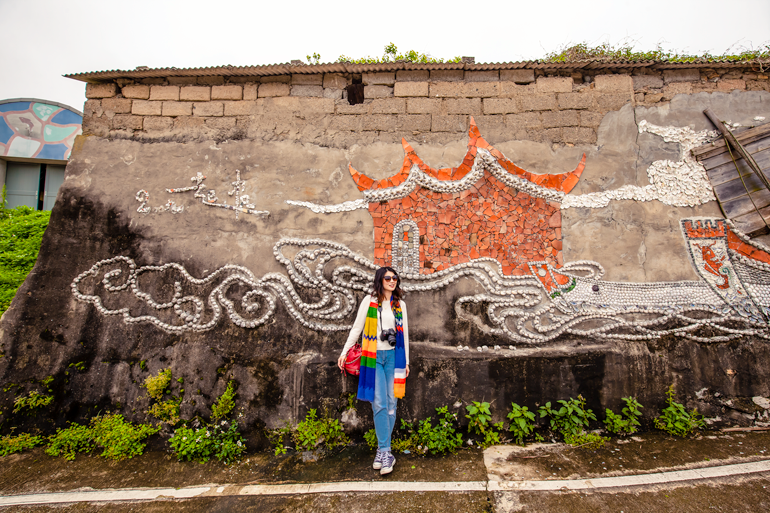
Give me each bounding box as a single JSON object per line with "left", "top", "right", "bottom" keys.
{"left": 2, "top": 65, "right": 770, "bottom": 442}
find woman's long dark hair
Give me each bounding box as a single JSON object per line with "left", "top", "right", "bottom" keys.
{"left": 372, "top": 266, "right": 403, "bottom": 304}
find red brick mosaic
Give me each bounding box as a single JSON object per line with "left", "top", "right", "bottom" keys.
{"left": 351, "top": 118, "right": 587, "bottom": 276}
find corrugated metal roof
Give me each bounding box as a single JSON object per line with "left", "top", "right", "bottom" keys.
{"left": 64, "top": 59, "right": 770, "bottom": 82}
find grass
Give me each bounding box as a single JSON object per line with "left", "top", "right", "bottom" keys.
{"left": 0, "top": 189, "right": 50, "bottom": 316}
{"left": 542, "top": 41, "right": 770, "bottom": 63}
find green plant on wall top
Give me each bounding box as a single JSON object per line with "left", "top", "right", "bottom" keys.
{"left": 654, "top": 385, "right": 705, "bottom": 437}
{"left": 308, "top": 43, "right": 462, "bottom": 65}
{"left": 543, "top": 41, "right": 770, "bottom": 63}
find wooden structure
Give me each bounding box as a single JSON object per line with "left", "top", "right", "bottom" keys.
{"left": 692, "top": 122, "right": 770, "bottom": 237}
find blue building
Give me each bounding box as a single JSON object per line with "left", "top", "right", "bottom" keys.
{"left": 0, "top": 98, "right": 82, "bottom": 210}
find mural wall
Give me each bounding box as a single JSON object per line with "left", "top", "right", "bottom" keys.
{"left": 2, "top": 66, "right": 770, "bottom": 435}
{"left": 0, "top": 100, "right": 82, "bottom": 160}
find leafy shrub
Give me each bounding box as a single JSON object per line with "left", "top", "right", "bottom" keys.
{"left": 91, "top": 414, "right": 160, "bottom": 460}
{"left": 211, "top": 381, "right": 236, "bottom": 421}
{"left": 464, "top": 401, "right": 504, "bottom": 449}
{"left": 604, "top": 397, "right": 643, "bottom": 435}
{"left": 267, "top": 422, "right": 293, "bottom": 455}
{"left": 293, "top": 409, "right": 349, "bottom": 452}
{"left": 147, "top": 398, "right": 181, "bottom": 424}
{"left": 45, "top": 415, "right": 159, "bottom": 461}
{"left": 538, "top": 395, "right": 596, "bottom": 438}
{"left": 364, "top": 428, "right": 378, "bottom": 451}
{"left": 507, "top": 403, "right": 537, "bottom": 445}
{"left": 0, "top": 433, "right": 44, "bottom": 456}
{"left": 654, "top": 385, "right": 705, "bottom": 437}
{"left": 465, "top": 401, "right": 492, "bottom": 435}
{"left": 0, "top": 194, "right": 51, "bottom": 315}
{"left": 415, "top": 406, "right": 464, "bottom": 454}
{"left": 143, "top": 368, "right": 181, "bottom": 424}
{"left": 142, "top": 368, "right": 172, "bottom": 401}
{"left": 539, "top": 395, "right": 605, "bottom": 449}
{"left": 13, "top": 391, "right": 53, "bottom": 414}
{"left": 46, "top": 423, "right": 95, "bottom": 460}
{"left": 169, "top": 421, "right": 246, "bottom": 464}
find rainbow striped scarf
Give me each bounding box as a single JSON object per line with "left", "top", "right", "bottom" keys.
{"left": 357, "top": 295, "right": 406, "bottom": 402}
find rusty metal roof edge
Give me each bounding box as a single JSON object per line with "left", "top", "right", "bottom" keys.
{"left": 64, "top": 59, "right": 770, "bottom": 82}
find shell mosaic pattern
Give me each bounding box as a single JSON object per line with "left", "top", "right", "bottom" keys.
{"left": 135, "top": 170, "right": 269, "bottom": 219}
{"left": 0, "top": 100, "right": 82, "bottom": 160}
{"left": 682, "top": 218, "right": 770, "bottom": 321}
{"left": 71, "top": 218, "right": 770, "bottom": 343}
{"left": 561, "top": 121, "right": 718, "bottom": 209}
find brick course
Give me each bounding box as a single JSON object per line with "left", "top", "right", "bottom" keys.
{"left": 86, "top": 83, "right": 117, "bottom": 98}
{"left": 180, "top": 86, "right": 211, "bottom": 101}
{"left": 149, "top": 86, "right": 179, "bottom": 101}
{"left": 211, "top": 85, "right": 242, "bottom": 100}
{"left": 121, "top": 84, "right": 150, "bottom": 99}
{"left": 79, "top": 67, "right": 759, "bottom": 143}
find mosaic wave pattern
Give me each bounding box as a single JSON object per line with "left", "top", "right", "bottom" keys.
{"left": 72, "top": 219, "right": 770, "bottom": 343}
{"left": 0, "top": 101, "right": 82, "bottom": 160}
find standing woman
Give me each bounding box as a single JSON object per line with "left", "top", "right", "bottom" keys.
{"left": 337, "top": 266, "right": 410, "bottom": 476}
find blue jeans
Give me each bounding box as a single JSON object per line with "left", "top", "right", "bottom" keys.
{"left": 373, "top": 349, "right": 397, "bottom": 452}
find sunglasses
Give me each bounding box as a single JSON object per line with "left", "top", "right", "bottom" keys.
{"left": 382, "top": 276, "right": 398, "bottom": 282}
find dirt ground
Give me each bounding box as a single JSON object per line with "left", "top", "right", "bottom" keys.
{"left": 2, "top": 430, "right": 770, "bottom": 512}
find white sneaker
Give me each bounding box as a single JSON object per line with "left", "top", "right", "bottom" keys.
{"left": 372, "top": 450, "right": 384, "bottom": 470}
{"left": 380, "top": 451, "right": 396, "bottom": 475}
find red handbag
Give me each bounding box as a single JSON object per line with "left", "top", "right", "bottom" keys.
{"left": 343, "top": 343, "right": 362, "bottom": 376}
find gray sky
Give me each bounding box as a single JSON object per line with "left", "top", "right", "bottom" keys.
{"left": 1, "top": 0, "right": 768, "bottom": 112}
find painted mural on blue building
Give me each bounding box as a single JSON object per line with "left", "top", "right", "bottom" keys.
{"left": 0, "top": 100, "right": 82, "bottom": 160}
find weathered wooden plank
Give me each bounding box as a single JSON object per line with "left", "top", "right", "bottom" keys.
{"left": 703, "top": 109, "right": 770, "bottom": 194}
{"left": 720, "top": 188, "right": 770, "bottom": 218}
{"left": 732, "top": 205, "right": 770, "bottom": 238}
{"left": 700, "top": 139, "right": 770, "bottom": 171}
{"left": 705, "top": 147, "right": 770, "bottom": 186}
{"left": 714, "top": 171, "right": 768, "bottom": 201}
{"left": 693, "top": 122, "right": 770, "bottom": 159}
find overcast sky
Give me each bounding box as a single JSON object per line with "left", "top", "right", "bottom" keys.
{"left": 1, "top": 0, "right": 768, "bottom": 112}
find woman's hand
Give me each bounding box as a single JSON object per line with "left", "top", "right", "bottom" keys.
{"left": 337, "top": 354, "right": 346, "bottom": 371}
{"left": 406, "top": 365, "right": 410, "bottom": 377}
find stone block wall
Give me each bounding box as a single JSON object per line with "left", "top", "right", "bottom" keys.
{"left": 82, "top": 68, "right": 770, "bottom": 148}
